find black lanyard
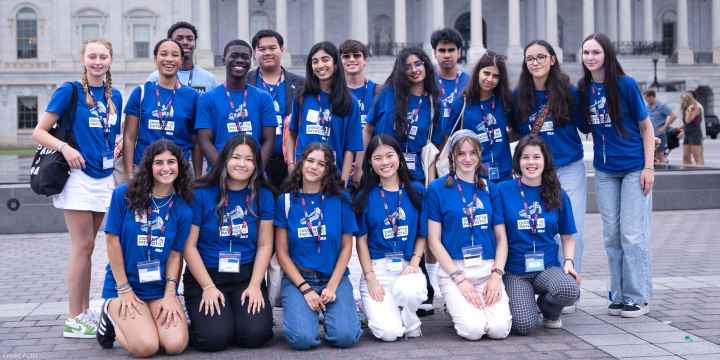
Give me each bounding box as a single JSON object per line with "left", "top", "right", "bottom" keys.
{"left": 300, "top": 194, "right": 325, "bottom": 253}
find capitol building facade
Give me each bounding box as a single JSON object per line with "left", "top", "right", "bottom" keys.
{"left": 0, "top": 0, "right": 718, "bottom": 145}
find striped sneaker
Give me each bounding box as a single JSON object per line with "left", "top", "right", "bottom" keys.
{"left": 96, "top": 300, "right": 115, "bottom": 348}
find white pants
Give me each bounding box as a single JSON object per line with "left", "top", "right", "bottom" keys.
{"left": 360, "top": 258, "right": 427, "bottom": 341}
{"left": 438, "top": 260, "right": 512, "bottom": 340}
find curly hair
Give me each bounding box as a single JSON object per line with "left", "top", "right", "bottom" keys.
{"left": 353, "top": 134, "right": 423, "bottom": 216}
{"left": 512, "top": 135, "right": 562, "bottom": 210}
{"left": 194, "top": 134, "right": 267, "bottom": 221}
{"left": 444, "top": 136, "right": 487, "bottom": 190}
{"left": 125, "top": 139, "right": 192, "bottom": 212}
{"left": 280, "top": 142, "right": 345, "bottom": 199}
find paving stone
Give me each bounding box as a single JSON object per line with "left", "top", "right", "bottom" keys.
{"left": 579, "top": 334, "right": 648, "bottom": 346}
{"left": 598, "top": 344, "right": 673, "bottom": 358}
{"left": 635, "top": 331, "right": 702, "bottom": 344}
{"left": 656, "top": 341, "right": 720, "bottom": 356}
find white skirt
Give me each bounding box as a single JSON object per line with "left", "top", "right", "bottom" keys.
{"left": 52, "top": 169, "right": 114, "bottom": 212}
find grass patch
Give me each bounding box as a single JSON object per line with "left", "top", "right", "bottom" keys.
{"left": 0, "top": 148, "right": 36, "bottom": 156}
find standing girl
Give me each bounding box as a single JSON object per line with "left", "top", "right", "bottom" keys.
{"left": 275, "top": 143, "right": 362, "bottom": 350}
{"left": 680, "top": 92, "right": 704, "bottom": 166}
{"left": 426, "top": 130, "right": 512, "bottom": 340}
{"left": 182, "top": 134, "right": 275, "bottom": 351}
{"left": 579, "top": 33, "right": 654, "bottom": 318}
{"left": 511, "top": 40, "right": 587, "bottom": 278}
{"left": 286, "top": 42, "right": 363, "bottom": 184}
{"left": 445, "top": 50, "right": 513, "bottom": 183}
{"left": 365, "top": 47, "right": 442, "bottom": 184}
{"left": 124, "top": 39, "right": 200, "bottom": 176}
{"left": 354, "top": 134, "right": 428, "bottom": 341}
{"left": 96, "top": 140, "right": 192, "bottom": 356}
{"left": 496, "top": 135, "right": 580, "bottom": 334}
{"left": 32, "top": 39, "right": 122, "bottom": 338}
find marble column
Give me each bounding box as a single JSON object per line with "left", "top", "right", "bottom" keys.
{"left": 426, "top": 0, "right": 444, "bottom": 54}
{"left": 546, "top": 0, "right": 562, "bottom": 62}
{"left": 713, "top": 0, "right": 720, "bottom": 64}
{"left": 619, "top": 0, "right": 632, "bottom": 46}
{"left": 350, "top": 0, "right": 369, "bottom": 43}
{"left": 468, "top": 0, "right": 485, "bottom": 63}
{"left": 196, "top": 0, "right": 214, "bottom": 68}
{"left": 676, "top": 0, "right": 694, "bottom": 64}
{"left": 109, "top": 0, "right": 124, "bottom": 70}
{"left": 607, "top": 0, "right": 618, "bottom": 44}
{"left": 394, "top": 0, "right": 407, "bottom": 45}
{"left": 535, "top": 0, "right": 546, "bottom": 41}
{"left": 507, "top": 0, "right": 523, "bottom": 62}
{"left": 643, "top": 0, "right": 653, "bottom": 42}
{"left": 237, "top": 0, "right": 249, "bottom": 41}
{"left": 275, "top": 0, "right": 290, "bottom": 66}
{"left": 313, "top": 0, "right": 325, "bottom": 43}
{"left": 582, "top": 0, "right": 594, "bottom": 38}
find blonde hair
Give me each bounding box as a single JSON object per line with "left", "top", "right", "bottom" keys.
{"left": 80, "top": 38, "right": 116, "bottom": 116}
{"left": 680, "top": 92, "right": 698, "bottom": 111}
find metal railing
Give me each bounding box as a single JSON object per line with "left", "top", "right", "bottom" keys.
{"left": 612, "top": 41, "right": 667, "bottom": 56}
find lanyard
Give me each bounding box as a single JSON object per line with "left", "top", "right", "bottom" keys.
{"left": 257, "top": 70, "right": 284, "bottom": 104}
{"left": 154, "top": 81, "right": 179, "bottom": 132}
{"left": 316, "top": 95, "right": 332, "bottom": 142}
{"left": 455, "top": 177, "right": 479, "bottom": 245}
{"left": 403, "top": 96, "right": 424, "bottom": 152}
{"left": 220, "top": 194, "right": 251, "bottom": 253}
{"left": 300, "top": 194, "right": 325, "bottom": 253}
{"left": 379, "top": 186, "right": 403, "bottom": 249}
{"left": 88, "top": 88, "right": 112, "bottom": 148}
{"left": 186, "top": 68, "right": 194, "bottom": 87}
{"left": 438, "top": 71, "right": 461, "bottom": 100}
{"left": 480, "top": 98, "right": 497, "bottom": 145}
{"left": 145, "top": 194, "right": 174, "bottom": 261}
{"left": 354, "top": 80, "right": 370, "bottom": 114}
{"left": 225, "top": 85, "right": 249, "bottom": 133}
{"left": 516, "top": 180, "right": 539, "bottom": 253}
{"left": 591, "top": 84, "right": 608, "bottom": 164}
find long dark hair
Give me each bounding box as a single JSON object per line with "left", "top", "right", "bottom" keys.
{"left": 463, "top": 50, "right": 512, "bottom": 113}
{"left": 444, "top": 135, "right": 487, "bottom": 190}
{"left": 385, "top": 47, "right": 440, "bottom": 140}
{"left": 281, "top": 142, "right": 345, "bottom": 198}
{"left": 577, "top": 33, "right": 627, "bottom": 137}
{"left": 301, "top": 41, "right": 353, "bottom": 117}
{"left": 353, "top": 134, "right": 423, "bottom": 215}
{"left": 512, "top": 135, "right": 562, "bottom": 210}
{"left": 513, "top": 40, "right": 574, "bottom": 129}
{"left": 194, "top": 134, "right": 267, "bottom": 220}
{"left": 126, "top": 140, "right": 192, "bottom": 212}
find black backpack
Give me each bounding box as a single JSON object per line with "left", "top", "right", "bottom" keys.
{"left": 30, "top": 82, "right": 79, "bottom": 196}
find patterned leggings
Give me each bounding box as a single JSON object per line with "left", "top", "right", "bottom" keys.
{"left": 503, "top": 267, "right": 580, "bottom": 335}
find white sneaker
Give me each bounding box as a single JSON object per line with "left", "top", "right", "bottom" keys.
{"left": 405, "top": 327, "right": 422, "bottom": 338}
{"left": 543, "top": 318, "right": 563, "bottom": 329}
{"left": 63, "top": 313, "right": 97, "bottom": 339}
{"left": 620, "top": 303, "right": 650, "bottom": 318}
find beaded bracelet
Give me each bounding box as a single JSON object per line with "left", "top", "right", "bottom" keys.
{"left": 301, "top": 287, "right": 314, "bottom": 295}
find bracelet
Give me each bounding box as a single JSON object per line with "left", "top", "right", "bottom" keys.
{"left": 166, "top": 278, "right": 178, "bottom": 285}
{"left": 411, "top": 254, "right": 422, "bottom": 260}
{"left": 57, "top": 142, "right": 67, "bottom": 152}
{"left": 296, "top": 281, "right": 308, "bottom": 290}
{"left": 449, "top": 270, "right": 464, "bottom": 280}
{"left": 202, "top": 283, "right": 216, "bottom": 290}
{"left": 491, "top": 267, "right": 505, "bottom": 276}
{"left": 115, "top": 282, "right": 130, "bottom": 291}
{"left": 301, "top": 287, "right": 314, "bottom": 295}
{"left": 643, "top": 167, "right": 654, "bottom": 171}
{"left": 454, "top": 276, "right": 467, "bottom": 285}
{"left": 564, "top": 258, "right": 575, "bottom": 266}
{"left": 117, "top": 286, "right": 132, "bottom": 294}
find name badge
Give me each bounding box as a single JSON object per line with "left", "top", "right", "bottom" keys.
{"left": 219, "top": 251, "right": 241, "bottom": 273}
{"left": 443, "top": 107, "right": 451, "bottom": 118}
{"left": 384, "top": 251, "right": 404, "bottom": 274}
{"left": 137, "top": 259, "right": 162, "bottom": 283}
{"left": 360, "top": 114, "right": 367, "bottom": 126}
{"left": 148, "top": 119, "right": 175, "bottom": 132}
{"left": 403, "top": 153, "right": 416, "bottom": 170}
{"left": 478, "top": 132, "right": 489, "bottom": 143}
{"left": 462, "top": 214, "right": 488, "bottom": 228}
{"left": 493, "top": 128, "right": 502, "bottom": 141}
{"left": 525, "top": 252, "right": 545, "bottom": 272}
{"left": 382, "top": 225, "right": 409, "bottom": 239}
{"left": 487, "top": 166, "right": 500, "bottom": 180}
{"left": 540, "top": 121, "right": 554, "bottom": 133}
{"left": 461, "top": 245, "right": 483, "bottom": 269}
{"left": 409, "top": 125, "right": 418, "bottom": 137}
{"left": 306, "top": 109, "right": 320, "bottom": 123}
{"left": 88, "top": 117, "right": 102, "bottom": 128}
{"left": 306, "top": 124, "right": 328, "bottom": 136}
{"left": 102, "top": 151, "right": 114, "bottom": 170}
{"left": 275, "top": 115, "right": 283, "bottom": 135}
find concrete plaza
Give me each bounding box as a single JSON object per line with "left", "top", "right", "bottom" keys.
{"left": 0, "top": 207, "right": 719, "bottom": 359}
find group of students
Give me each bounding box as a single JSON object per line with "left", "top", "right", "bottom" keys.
{"left": 32, "top": 22, "right": 655, "bottom": 356}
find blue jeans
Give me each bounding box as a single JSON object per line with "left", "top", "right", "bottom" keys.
{"left": 556, "top": 159, "right": 587, "bottom": 273}
{"left": 595, "top": 170, "right": 653, "bottom": 305}
{"left": 281, "top": 273, "right": 361, "bottom": 350}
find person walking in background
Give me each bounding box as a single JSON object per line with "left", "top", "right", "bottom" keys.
{"left": 643, "top": 89, "right": 676, "bottom": 165}
{"left": 32, "top": 39, "right": 123, "bottom": 338}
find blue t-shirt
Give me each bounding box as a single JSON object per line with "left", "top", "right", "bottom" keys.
{"left": 192, "top": 185, "right": 275, "bottom": 270}
{"left": 494, "top": 179, "right": 576, "bottom": 275}
{"left": 289, "top": 92, "right": 363, "bottom": 170}
{"left": 195, "top": 84, "right": 277, "bottom": 151}
{"left": 368, "top": 86, "right": 444, "bottom": 181}
{"left": 102, "top": 184, "right": 192, "bottom": 301}
{"left": 438, "top": 71, "right": 470, "bottom": 123}
{"left": 256, "top": 74, "right": 288, "bottom": 155}
{"left": 274, "top": 192, "right": 358, "bottom": 277}
{"left": 426, "top": 176, "right": 502, "bottom": 261}
{"left": 356, "top": 182, "right": 427, "bottom": 260}
{"left": 446, "top": 96, "right": 514, "bottom": 182}
{"left": 585, "top": 76, "right": 649, "bottom": 173}
{"left": 511, "top": 87, "right": 584, "bottom": 168}
{"left": 647, "top": 102, "right": 672, "bottom": 131}
{"left": 349, "top": 80, "right": 378, "bottom": 130}
{"left": 46, "top": 82, "right": 123, "bottom": 179}
{"left": 147, "top": 67, "right": 219, "bottom": 95}
{"left": 124, "top": 82, "right": 198, "bottom": 164}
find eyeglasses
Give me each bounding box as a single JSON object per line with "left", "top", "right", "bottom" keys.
{"left": 525, "top": 54, "right": 549, "bottom": 64}
{"left": 405, "top": 60, "right": 425, "bottom": 72}
{"left": 341, "top": 52, "right": 364, "bottom": 60}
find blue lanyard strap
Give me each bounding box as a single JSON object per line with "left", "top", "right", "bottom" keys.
{"left": 145, "top": 194, "right": 174, "bottom": 260}
{"left": 516, "top": 180, "right": 539, "bottom": 252}
{"left": 455, "top": 177, "right": 478, "bottom": 245}
{"left": 224, "top": 86, "right": 249, "bottom": 132}
{"left": 220, "top": 194, "right": 252, "bottom": 253}
{"left": 379, "top": 185, "right": 403, "bottom": 249}
{"left": 300, "top": 193, "right": 325, "bottom": 253}
{"left": 154, "top": 81, "right": 179, "bottom": 131}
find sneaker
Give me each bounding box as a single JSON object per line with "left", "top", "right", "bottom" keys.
{"left": 620, "top": 303, "right": 649, "bottom": 318}
{"left": 608, "top": 303, "right": 624, "bottom": 316}
{"left": 562, "top": 305, "right": 576, "bottom": 314}
{"left": 63, "top": 313, "right": 97, "bottom": 339}
{"left": 96, "top": 300, "right": 115, "bottom": 349}
{"left": 543, "top": 318, "right": 563, "bottom": 329}
{"left": 416, "top": 303, "right": 435, "bottom": 317}
{"left": 405, "top": 327, "right": 422, "bottom": 338}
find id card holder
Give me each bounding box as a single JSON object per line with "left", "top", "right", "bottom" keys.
{"left": 219, "top": 251, "right": 241, "bottom": 273}
{"left": 137, "top": 259, "right": 162, "bottom": 283}
{"left": 384, "top": 252, "right": 404, "bottom": 274}
{"left": 487, "top": 166, "right": 500, "bottom": 181}
{"left": 524, "top": 252, "right": 545, "bottom": 272}
{"left": 403, "top": 153, "right": 416, "bottom": 170}
{"left": 102, "top": 151, "right": 114, "bottom": 170}
{"left": 461, "top": 245, "right": 484, "bottom": 268}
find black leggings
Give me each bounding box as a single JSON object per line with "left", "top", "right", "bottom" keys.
{"left": 183, "top": 263, "right": 273, "bottom": 352}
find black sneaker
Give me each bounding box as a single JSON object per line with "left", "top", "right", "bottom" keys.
{"left": 620, "top": 303, "right": 649, "bottom": 318}
{"left": 416, "top": 302, "right": 435, "bottom": 317}
{"left": 608, "top": 303, "right": 624, "bottom": 316}
{"left": 96, "top": 300, "right": 115, "bottom": 349}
